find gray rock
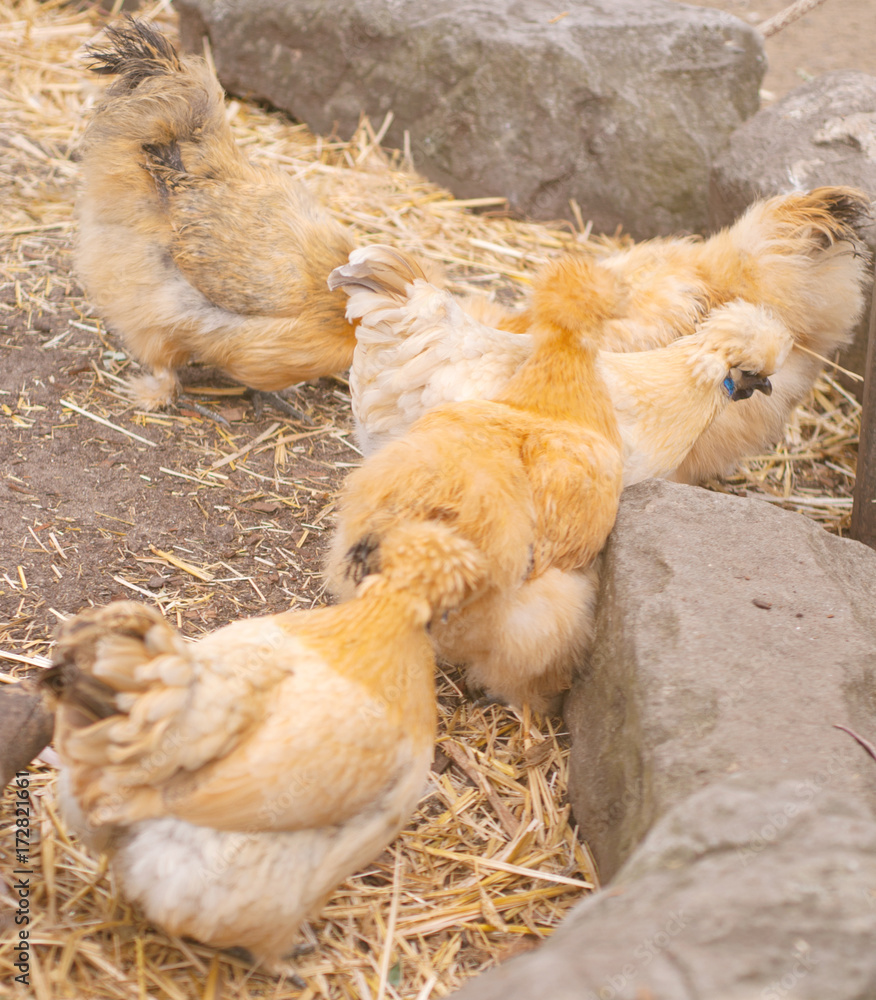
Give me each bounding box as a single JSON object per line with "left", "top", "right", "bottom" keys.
{"left": 709, "top": 71, "right": 876, "bottom": 385}
{"left": 450, "top": 771, "right": 876, "bottom": 1000}
{"left": 0, "top": 681, "right": 54, "bottom": 788}
{"left": 566, "top": 479, "right": 876, "bottom": 882}
{"left": 452, "top": 482, "right": 876, "bottom": 999}
{"left": 175, "top": 0, "right": 765, "bottom": 238}
{"left": 709, "top": 71, "right": 876, "bottom": 238}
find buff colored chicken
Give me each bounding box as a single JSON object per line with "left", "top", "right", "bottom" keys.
{"left": 40, "top": 523, "right": 481, "bottom": 971}
{"left": 327, "top": 245, "right": 626, "bottom": 711}
{"left": 75, "top": 18, "right": 357, "bottom": 420}
{"left": 599, "top": 299, "right": 792, "bottom": 486}
{"left": 346, "top": 247, "right": 794, "bottom": 487}
{"left": 352, "top": 187, "right": 869, "bottom": 482}
{"left": 328, "top": 247, "right": 793, "bottom": 709}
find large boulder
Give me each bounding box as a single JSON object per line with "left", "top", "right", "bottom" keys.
{"left": 450, "top": 771, "right": 876, "bottom": 1000}
{"left": 566, "top": 479, "right": 876, "bottom": 881}
{"left": 176, "top": 0, "right": 765, "bottom": 238}
{"left": 450, "top": 480, "right": 876, "bottom": 1000}
{"left": 709, "top": 71, "right": 876, "bottom": 385}
{"left": 710, "top": 71, "right": 876, "bottom": 240}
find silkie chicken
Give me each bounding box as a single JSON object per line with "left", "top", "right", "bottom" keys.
{"left": 75, "top": 18, "right": 357, "bottom": 420}
{"left": 328, "top": 246, "right": 793, "bottom": 710}
{"left": 40, "top": 523, "right": 481, "bottom": 972}
{"left": 348, "top": 247, "right": 794, "bottom": 487}
{"left": 597, "top": 299, "right": 793, "bottom": 486}
{"left": 351, "top": 187, "right": 869, "bottom": 483}
{"left": 327, "top": 245, "right": 627, "bottom": 712}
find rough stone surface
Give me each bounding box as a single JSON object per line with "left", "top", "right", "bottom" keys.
{"left": 0, "top": 681, "right": 55, "bottom": 788}
{"left": 566, "top": 479, "right": 876, "bottom": 882}
{"left": 709, "top": 71, "right": 876, "bottom": 385}
{"left": 450, "top": 771, "right": 876, "bottom": 1000}
{"left": 175, "top": 0, "right": 765, "bottom": 238}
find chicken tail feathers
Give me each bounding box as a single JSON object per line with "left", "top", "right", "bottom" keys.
{"left": 49, "top": 601, "right": 179, "bottom": 678}
{"left": 43, "top": 601, "right": 187, "bottom": 723}
{"left": 328, "top": 245, "right": 429, "bottom": 300}
{"left": 351, "top": 521, "right": 487, "bottom": 618}
{"left": 41, "top": 602, "right": 209, "bottom": 825}
{"left": 770, "top": 185, "right": 872, "bottom": 253}
{"left": 85, "top": 16, "right": 182, "bottom": 90}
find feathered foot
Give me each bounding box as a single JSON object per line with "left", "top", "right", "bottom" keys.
{"left": 123, "top": 369, "right": 179, "bottom": 411}
{"left": 123, "top": 369, "right": 231, "bottom": 426}
{"left": 223, "top": 946, "right": 308, "bottom": 986}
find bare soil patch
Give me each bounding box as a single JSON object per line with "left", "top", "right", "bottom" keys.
{"left": 684, "top": 0, "right": 875, "bottom": 103}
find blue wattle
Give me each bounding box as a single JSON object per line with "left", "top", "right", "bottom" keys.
{"left": 723, "top": 376, "right": 735, "bottom": 397}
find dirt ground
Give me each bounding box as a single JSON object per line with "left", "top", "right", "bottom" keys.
{"left": 1, "top": 277, "right": 359, "bottom": 656}
{"left": 685, "top": 0, "right": 875, "bottom": 102}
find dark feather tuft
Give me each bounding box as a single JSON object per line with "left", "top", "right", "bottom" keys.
{"left": 85, "top": 16, "right": 182, "bottom": 90}
{"left": 345, "top": 534, "right": 381, "bottom": 585}
{"left": 142, "top": 141, "right": 189, "bottom": 195}
{"left": 39, "top": 662, "right": 118, "bottom": 724}
{"left": 822, "top": 187, "right": 872, "bottom": 236}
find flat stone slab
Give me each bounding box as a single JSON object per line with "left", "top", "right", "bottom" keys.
{"left": 450, "top": 771, "right": 876, "bottom": 1000}
{"left": 176, "top": 0, "right": 764, "bottom": 237}
{"left": 566, "top": 479, "right": 876, "bottom": 881}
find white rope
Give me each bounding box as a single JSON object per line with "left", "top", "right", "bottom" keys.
{"left": 759, "top": 0, "right": 830, "bottom": 39}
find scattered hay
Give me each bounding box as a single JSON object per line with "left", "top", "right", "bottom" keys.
{"left": 0, "top": 1, "right": 864, "bottom": 997}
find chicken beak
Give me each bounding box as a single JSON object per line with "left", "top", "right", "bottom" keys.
{"left": 730, "top": 373, "right": 772, "bottom": 401}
